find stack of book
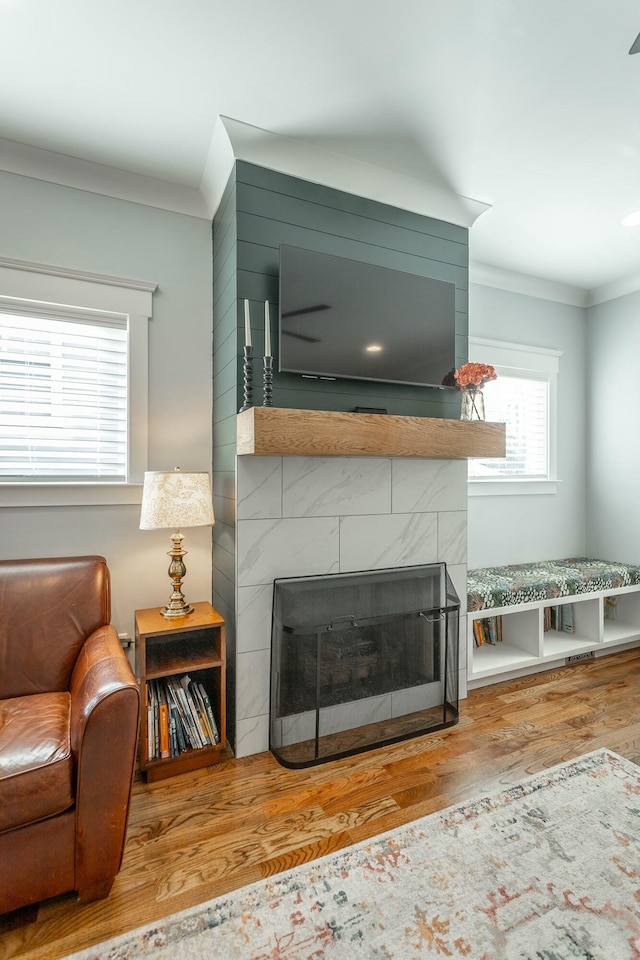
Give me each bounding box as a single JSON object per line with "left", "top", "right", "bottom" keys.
{"left": 145, "top": 674, "right": 220, "bottom": 761}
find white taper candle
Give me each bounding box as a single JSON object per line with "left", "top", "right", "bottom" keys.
{"left": 264, "top": 300, "right": 271, "bottom": 357}
{"left": 244, "top": 299, "right": 251, "bottom": 347}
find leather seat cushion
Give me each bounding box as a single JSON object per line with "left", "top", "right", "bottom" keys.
{"left": 0, "top": 692, "right": 74, "bottom": 833}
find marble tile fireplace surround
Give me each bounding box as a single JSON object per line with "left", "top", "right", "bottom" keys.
{"left": 234, "top": 453, "right": 469, "bottom": 758}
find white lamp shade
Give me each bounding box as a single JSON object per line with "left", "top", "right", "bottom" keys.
{"left": 139, "top": 471, "right": 214, "bottom": 530}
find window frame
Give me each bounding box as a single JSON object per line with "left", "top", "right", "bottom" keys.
{"left": 0, "top": 257, "right": 156, "bottom": 507}
{"left": 468, "top": 337, "right": 562, "bottom": 497}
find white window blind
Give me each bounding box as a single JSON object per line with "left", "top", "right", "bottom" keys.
{"left": 469, "top": 374, "right": 549, "bottom": 480}
{"left": 0, "top": 310, "right": 128, "bottom": 482}
{"left": 467, "top": 338, "right": 561, "bottom": 493}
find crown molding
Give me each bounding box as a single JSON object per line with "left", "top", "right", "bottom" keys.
{"left": 0, "top": 137, "right": 208, "bottom": 219}
{"left": 201, "top": 116, "right": 491, "bottom": 228}
{"left": 471, "top": 261, "right": 640, "bottom": 308}
{"left": 469, "top": 261, "right": 589, "bottom": 307}
{"left": 587, "top": 273, "right": 640, "bottom": 307}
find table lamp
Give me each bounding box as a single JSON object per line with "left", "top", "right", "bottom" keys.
{"left": 139, "top": 468, "right": 214, "bottom": 618}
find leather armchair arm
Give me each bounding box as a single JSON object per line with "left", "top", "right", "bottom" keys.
{"left": 70, "top": 624, "right": 140, "bottom": 901}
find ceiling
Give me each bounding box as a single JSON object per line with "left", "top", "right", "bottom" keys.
{"left": 1, "top": 0, "right": 639, "bottom": 296}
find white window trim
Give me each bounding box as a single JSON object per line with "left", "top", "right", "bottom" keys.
{"left": 468, "top": 337, "right": 562, "bottom": 497}
{"left": 0, "top": 257, "right": 157, "bottom": 507}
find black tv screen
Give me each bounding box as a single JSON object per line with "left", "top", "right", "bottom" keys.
{"left": 278, "top": 245, "right": 456, "bottom": 389}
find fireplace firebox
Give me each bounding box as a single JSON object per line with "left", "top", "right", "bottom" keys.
{"left": 270, "top": 563, "right": 460, "bottom": 767}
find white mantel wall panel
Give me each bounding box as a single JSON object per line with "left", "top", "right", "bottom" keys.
{"left": 391, "top": 460, "right": 468, "bottom": 513}
{"left": 237, "top": 517, "right": 340, "bottom": 587}
{"left": 236, "top": 457, "right": 282, "bottom": 520}
{"left": 437, "top": 512, "right": 467, "bottom": 565}
{"left": 234, "top": 455, "right": 469, "bottom": 759}
{"left": 339, "top": 513, "right": 438, "bottom": 571}
{"left": 282, "top": 458, "right": 391, "bottom": 517}
{"left": 236, "top": 583, "right": 273, "bottom": 654}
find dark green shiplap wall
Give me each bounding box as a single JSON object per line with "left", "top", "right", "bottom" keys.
{"left": 212, "top": 160, "right": 470, "bottom": 752}
{"left": 234, "top": 161, "right": 468, "bottom": 417}
{"left": 212, "top": 166, "right": 238, "bottom": 744}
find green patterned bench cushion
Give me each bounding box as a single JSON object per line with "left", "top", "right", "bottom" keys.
{"left": 467, "top": 558, "right": 640, "bottom": 612}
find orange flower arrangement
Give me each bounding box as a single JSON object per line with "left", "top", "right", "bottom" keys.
{"left": 454, "top": 362, "right": 497, "bottom": 389}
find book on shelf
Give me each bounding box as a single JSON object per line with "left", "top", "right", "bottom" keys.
{"left": 561, "top": 603, "right": 574, "bottom": 633}
{"left": 543, "top": 604, "right": 574, "bottom": 633}
{"left": 158, "top": 683, "right": 171, "bottom": 759}
{"left": 145, "top": 680, "right": 156, "bottom": 762}
{"left": 191, "top": 682, "right": 214, "bottom": 745}
{"left": 473, "top": 615, "right": 503, "bottom": 647}
{"left": 144, "top": 674, "right": 222, "bottom": 761}
{"left": 169, "top": 700, "right": 186, "bottom": 754}
{"left": 197, "top": 681, "right": 221, "bottom": 744}
{"left": 171, "top": 676, "right": 203, "bottom": 754}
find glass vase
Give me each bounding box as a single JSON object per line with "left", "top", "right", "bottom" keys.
{"left": 460, "top": 385, "right": 485, "bottom": 421}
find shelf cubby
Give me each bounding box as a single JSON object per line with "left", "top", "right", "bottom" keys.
{"left": 541, "top": 597, "right": 600, "bottom": 658}
{"left": 469, "top": 607, "right": 541, "bottom": 679}
{"left": 468, "top": 584, "right": 640, "bottom": 687}
{"left": 601, "top": 589, "right": 640, "bottom": 646}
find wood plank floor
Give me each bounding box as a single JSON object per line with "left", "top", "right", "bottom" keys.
{"left": 1, "top": 648, "right": 639, "bottom": 960}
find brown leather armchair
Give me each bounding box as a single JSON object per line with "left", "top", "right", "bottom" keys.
{"left": 0, "top": 556, "right": 140, "bottom": 913}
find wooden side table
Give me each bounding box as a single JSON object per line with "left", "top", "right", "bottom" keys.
{"left": 135, "top": 602, "right": 227, "bottom": 781}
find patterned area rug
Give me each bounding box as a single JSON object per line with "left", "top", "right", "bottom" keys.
{"left": 68, "top": 749, "right": 640, "bottom": 960}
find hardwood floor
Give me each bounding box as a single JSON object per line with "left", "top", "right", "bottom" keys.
{"left": 2, "top": 648, "right": 638, "bottom": 960}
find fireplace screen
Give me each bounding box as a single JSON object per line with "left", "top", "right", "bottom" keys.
{"left": 270, "top": 563, "right": 459, "bottom": 767}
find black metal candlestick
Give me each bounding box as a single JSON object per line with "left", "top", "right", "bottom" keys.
{"left": 239, "top": 345, "right": 254, "bottom": 412}
{"left": 263, "top": 355, "right": 273, "bottom": 406}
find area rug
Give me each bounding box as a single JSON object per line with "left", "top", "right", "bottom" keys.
{"left": 68, "top": 749, "right": 640, "bottom": 960}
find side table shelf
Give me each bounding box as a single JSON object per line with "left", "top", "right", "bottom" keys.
{"left": 135, "top": 601, "right": 228, "bottom": 782}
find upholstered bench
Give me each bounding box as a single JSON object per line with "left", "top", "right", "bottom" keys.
{"left": 465, "top": 558, "right": 640, "bottom": 687}
{"left": 467, "top": 557, "right": 640, "bottom": 612}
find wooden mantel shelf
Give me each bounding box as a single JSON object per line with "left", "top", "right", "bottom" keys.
{"left": 237, "top": 407, "right": 506, "bottom": 459}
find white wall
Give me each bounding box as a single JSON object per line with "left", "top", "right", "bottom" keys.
{"left": 586, "top": 290, "right": 640, "bottom": 564}
{"left": 467, "top": 283, "right": 588, "bottom": 568}
{"left": 0, "top": 171, "right": 213, "bottom": 639}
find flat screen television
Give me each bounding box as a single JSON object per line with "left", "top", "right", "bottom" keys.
{"left": 278, "top": 244, "right": 456, "bottom": 389}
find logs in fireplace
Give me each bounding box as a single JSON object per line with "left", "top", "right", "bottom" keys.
{"left": 270, "top": 563, "right": 460, "bottom": 767}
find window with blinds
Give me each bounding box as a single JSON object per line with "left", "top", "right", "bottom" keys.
{"left": 466, "top": 337, "right": 561, "bottom": 492}
{"left": 0, "top": 310, "right": 128, "bottom": 482}
{"left": 469, "top": 374, "right": 550, "bottom": 480}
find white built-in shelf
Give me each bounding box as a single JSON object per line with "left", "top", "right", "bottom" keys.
{"left": 602, "top": 619, "right": 640, "bottom": 645}
{"left": 468, "top": 585, "right": 640, "bottom": 688}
